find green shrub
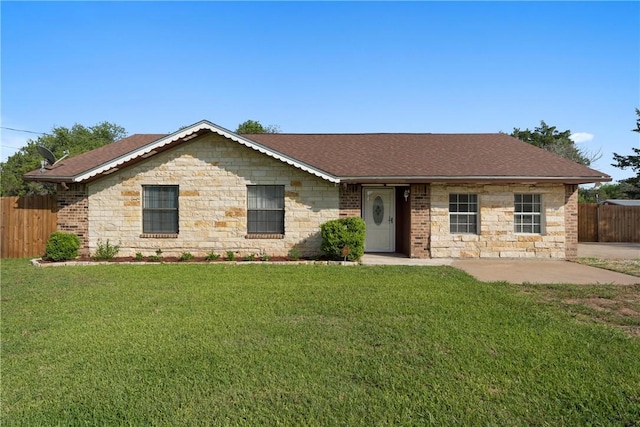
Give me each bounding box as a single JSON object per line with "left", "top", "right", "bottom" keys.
{"left": 261, "top": 253, "right": 271, "bottom": 262}
{"left": 226, "top": 251, "right": 236, "bottom": 261}
{"left": 179, "top": 252, "right": 194, "bottom": 261}
{"left": 45, "top": 232, "right": 81, "bottom": 261}
{"left": 92, "top": 239, "right": 120, "bottom": 260}
{"left": 245, "top": 253, "right": 256, "bottom": 261}
{"left": 320, "top": 217, "right": 366, "bottom": 261}
{"left": 205, "top": 252, "right": 220, "bottom": 261}
{"left": 287, "top": 247, "right": 300, "bottom": 261}
{"left": 134, "top": 252, "right": 144, "bottom": 261}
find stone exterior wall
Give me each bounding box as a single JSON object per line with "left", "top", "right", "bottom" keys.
{"left": 56, "top": 183, "right": 89, "bottom": 255}
{"left": 86, "top": 134, "right": 339, "bottom": 258}
{"left": 410, "top": 184, "right": 430, "bottom": 258}
{"left": 429, "top": 183, "right": 568, "bottom": 258}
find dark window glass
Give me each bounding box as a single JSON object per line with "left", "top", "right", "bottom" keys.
{"left": 143, "top": 186, "right": 179, "bottom": 234}
{"left": 247, "top": 186, "right": 285, "bottom": 234}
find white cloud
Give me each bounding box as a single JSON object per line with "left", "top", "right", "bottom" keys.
{"left": 570, "top": 132, "right": 594, "bottom": 143}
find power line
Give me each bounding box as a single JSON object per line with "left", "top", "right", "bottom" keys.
{"left": 0, "top": 126, "right": 48, "bottom": 135}
{"left": 0, "top": 144, "right": 25, "bottom": 150}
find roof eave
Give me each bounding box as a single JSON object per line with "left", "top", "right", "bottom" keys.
{"left": 22, "top": 174, "right": 74, "bottom": 183}
{"left": 69, "top": 120, "right": 340, "bottom": 184}
{"left": 339, "top": 175, "right": 612, "bottom": 184}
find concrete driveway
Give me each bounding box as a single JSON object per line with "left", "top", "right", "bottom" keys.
{"left": 578, "top": 242, "right": 640, "bottom": 260}
{"left": 451, "top": 259, "right": 639, "bottom": 285}
{"left": 362, "top": 244, "right": 640, "bottom": 284}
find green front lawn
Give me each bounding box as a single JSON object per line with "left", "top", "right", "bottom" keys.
{"left": 2, "top": 259, "right": 639, "bottom": 425}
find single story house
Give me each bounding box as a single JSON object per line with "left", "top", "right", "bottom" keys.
{"left": 25, "top": 120, "right": 610, "bottom": 260}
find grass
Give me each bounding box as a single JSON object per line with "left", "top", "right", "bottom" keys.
{"left": 2, "top": 259, "right": 640, "bottom": 425}
{"left": 519, "top": 283, "right": 640, "bottom": 338}
{"left": 576, "top": 256, "right": 640, "bottom": 277}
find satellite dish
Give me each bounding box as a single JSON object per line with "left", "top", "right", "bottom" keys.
{"left": 36, "top": 146, "right": 69, "bottom": 168}
{"left": 37, "top": 146, "right": 56, "bottom": 166}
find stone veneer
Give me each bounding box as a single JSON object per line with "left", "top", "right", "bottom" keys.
{"left": 429, "top": 183, "right": 569, "bottom": 258}
{"left": 86, "top": 134, "right": 339, "bottom": 258}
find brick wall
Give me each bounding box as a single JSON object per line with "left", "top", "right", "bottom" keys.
{"left": 56, "top": 183, "right": 89, "bottom": 255}
{"left": 429, "top": 183, "right": 568, "bottom": 258}
{"left": 410, "top": 184, "right": 430, "bottom": 258}
{"left": 564, "top": 184, "right": 578, "bottom": 260}
{"left": 339, "top": 184, "right": 361, "bottom": 217}
{"left": 85, "top": 133, "right": 339, "bottom": 258}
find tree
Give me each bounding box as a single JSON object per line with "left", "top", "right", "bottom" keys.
{"left": 0, "top": 122, "right": 126, "bottom": 196}
{"left": 578, "top": 183, "right": 622, "bottom": 203}
{"left": 235, "top": 119, "right": 280, "bottom": 134}
{"left": 511, "top": 120, "right": 600, "bottom": 166}
{"left": 611, "top": 109, "right": 640, "bottom": 199}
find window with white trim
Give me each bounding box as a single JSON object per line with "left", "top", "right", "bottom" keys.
{"left": 449, "top": 194, "right": 478, "bottom": 234}
{"left": 514, "top": 194, "right": 542, "bottom": 234}
{"left": 143, "top": 185, "right": 179, "bottom": 234}
{"left": 247, "top": 185, "right": 285, "bottom": 234}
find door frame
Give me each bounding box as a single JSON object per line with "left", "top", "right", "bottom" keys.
{"left": 362, "top": 186, "right": 396, "bottom": 252}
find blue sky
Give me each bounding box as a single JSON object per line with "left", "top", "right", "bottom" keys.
{"left": 2, "top": 1, "right": 638, "bottom": 183}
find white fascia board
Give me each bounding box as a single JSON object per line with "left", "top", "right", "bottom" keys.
{"left": 73, "top": 120, "right": 340, "bottom": 184}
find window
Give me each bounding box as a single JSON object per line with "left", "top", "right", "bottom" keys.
{"left": 514, "top": 194, "right": 542, "bottom": 233}
{"left": 247, "top": 185, "right": 285, "bottom": 234}
{"left": 449, "top": 194, "right": 478, "bottom": 234}
{"left": 143, "top": 185, "right": 179, "bottom": 234}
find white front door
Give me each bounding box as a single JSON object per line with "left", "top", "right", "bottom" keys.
{"left": 363, "top": 188, "right": 395, "bottom": 252}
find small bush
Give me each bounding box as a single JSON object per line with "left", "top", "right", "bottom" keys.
{"left": 288, "top": 247, "right": 300, "bottom": 261}
{"left": 179, "top": 252, "right": 194, "bottom": 262}
{"left": 92, "top": 239, "right": 120, "bottom": 260}
{"left": 320, "top": 217, "right": 366, "bottom": 261}
{"left": 45, "top": 232, "right": 81, "bottom": 261}
{"left": 205, "top": 252, "right": 220, "bottom": 261}
{"left": 261, "top": 253, "right": 271, "bottom": 262}
{"left": 245, "top": 253, "right": 256, "bottom": 261}
{"left": 226, "top": 251, "right": 236, "bottom": 261}
{"left": 147, "top": 255, "right": 161, "bottom": 262}
{"left": 134, "top": 252, "right": 144, "bottom": 261}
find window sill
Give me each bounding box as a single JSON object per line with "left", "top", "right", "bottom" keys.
{"left": 245, "top": 234, "right": 285, "bottom": 239}
{"left": 140, "top": 233, "right": 179, "bottom": 239}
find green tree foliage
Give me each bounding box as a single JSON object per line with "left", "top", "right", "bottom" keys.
{"left": 0, "top": 122, "right": 126, "bottom": 196}
{"left": 511, "top": 120, "right": 600, "bottom": 166}
{"left": 578, "top": 183, "right": 622, "bottom": 203}
{"left": 235, "top": 119, "right": 280, "bottom": 134}
{"left": 611, "top": 109, "right": 640, "bottom": 199}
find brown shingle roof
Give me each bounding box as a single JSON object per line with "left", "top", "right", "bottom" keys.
{"left": 246, "top": 133, "right": 609, "bottom": 182}
{"left": 24, "top": 134, "right": 166, "bottom": 180}
{"left": 24, "top": 127, "right": 610, "bottom": 184}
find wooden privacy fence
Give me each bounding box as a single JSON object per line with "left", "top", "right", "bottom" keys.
{"left": 1, "top": 196, "right": 58, "bottom": 258}
{"left": 578, "top": 203, "right": 640, "bottom": 243}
